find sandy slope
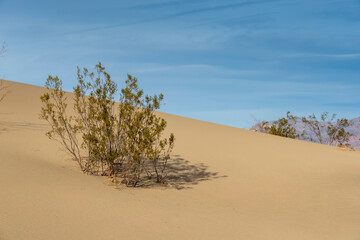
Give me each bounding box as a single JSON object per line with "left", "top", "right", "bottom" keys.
{"left": 1, "top": 79, "right": 360, "bottom": 240}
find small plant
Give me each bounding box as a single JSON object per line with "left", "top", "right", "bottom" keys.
{"left": 301, "top": 112, "right": 352, "bottom": 147}
{"left": 249, "top": 117, "right": 268, "bottom": 133}
{"left": 262, "top": 111, "right": 299, "bottom": 139}
{"left": 0, "top": 42, "right": 6, "bottom": 58}
{"left": 40, "top": 62, "right": 175, "bottom": 187}
{"left": 0, "top": 80, "right": 9, "bottom": 103}
{"left": 0, "top": 43, "right": 9, "bottom": 103}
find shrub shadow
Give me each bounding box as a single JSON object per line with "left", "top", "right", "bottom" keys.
{"left": 138, "top": 155, "right": 227, "bottom": 190}
{"left": 0, "top": 120, "right": 227, "bottom": 190}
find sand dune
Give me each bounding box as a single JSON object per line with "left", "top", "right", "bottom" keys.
{"left": 1, "top": 79, "right": 360, "bottom": 240}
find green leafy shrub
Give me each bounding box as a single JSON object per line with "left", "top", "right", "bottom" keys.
{"left": 301, "top": 112, "right": 352, "bottom": 147}
{"left": 40, "top": 62, "right": 175, "bottom": 187}
{"left": 262, "top": 111, "right": 299, "bottom": 139}
{"left": 256, "top": 111, "right": 353, "bottom": 148}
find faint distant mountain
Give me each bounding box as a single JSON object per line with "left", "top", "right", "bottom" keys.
{"left": 250, "top": 117, "right": 360, "bottom": 149}
{"left": 347, "top": 117, "right": 360, "bottom": 149}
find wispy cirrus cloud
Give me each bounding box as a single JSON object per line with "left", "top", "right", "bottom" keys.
{"left": 126, "top": 63, "right": 260, "bottom": 75}
{"left": 125, "top": 0, "right": 197, "bottom": 10}
{"left": 284, "top": 52, "right": 360, "bottom": 60}
{"left": 67, "top": 0, "right": 280, "bottom": 34}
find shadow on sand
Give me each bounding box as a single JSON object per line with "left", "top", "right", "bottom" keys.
{"left": 137, "top": 155, "right": 227, "bottom": 190}
{"left": 0, "top": 120, "right": 227, "bottom": 190}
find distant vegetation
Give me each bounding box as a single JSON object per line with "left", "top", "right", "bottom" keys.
{"left": 301, "top": 112, "right": 352, "bottom": 147}
{"left": 0, "top": 80, "right": 8, "bottom": 103}
{"left": 0, "top": 42, "right": 5, "bottom": 58}
{"left": 252, "top": 111, "right": 356, "bottom": 149}
{"left": 40, "top": 63, "right": 175, "bottom": 187}
{"left": 0, "top": 42, "right": 9, "bottom": 103}
{"left": 262, "top": 111, "right": 299, "bottom": 139}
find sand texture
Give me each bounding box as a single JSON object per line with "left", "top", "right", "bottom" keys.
{"left": 1, "top": 79, "right": 360, "bottom": 240}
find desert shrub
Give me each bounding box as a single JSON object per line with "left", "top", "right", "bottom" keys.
{"left": 0, "top": 43, "right": 9, "bottom": 103}
{"left": 249, "top": 117, "right": 269, "bottom": 133}
{"left": 40, "top": 62, "right": 175, "bottom": 187}
{"left": 262, "top": 111, "right": 299, "bottom": 139}
{"left": 256, "top": 111, "right": 353, "bottom": 147}
{"left": 301, "top": 112, "right": 352, "bottom": 147}
{"left": 0, "top": 80, "right": 9, "bottom": 103}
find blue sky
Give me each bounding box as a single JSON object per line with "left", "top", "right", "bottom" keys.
{"left": 0, "top": 0, "right": 359, "bottom": 128}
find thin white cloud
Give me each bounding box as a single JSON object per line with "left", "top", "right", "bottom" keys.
{"left": 131, "top": 64, "right": 212, "bottom": 73}
{"left": 284, "top": 53, "right": 360, "bottom": 59}
{"left": 127, "top": 63, "right": 259, "bottom": 75}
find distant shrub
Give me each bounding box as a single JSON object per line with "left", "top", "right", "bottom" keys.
{"left": 40, "top": 62, "right": 175, "bottom": 187}
{"left": 262, "top": 111, "right": 299, "bottom": 139}
{"left": 0, "top": 43, "right": 9, "bottom": 103}
{"left": 0, "top": 42, "right": 5, "bottom": 58}
{"left": 254, "top": 111, "right": 353, "bottom": 148}
{"left": 0, "top": 80, "right": 9, "bottom": 103}
{"left": 301, "top": 112, "right": 352, "bottom": 147}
